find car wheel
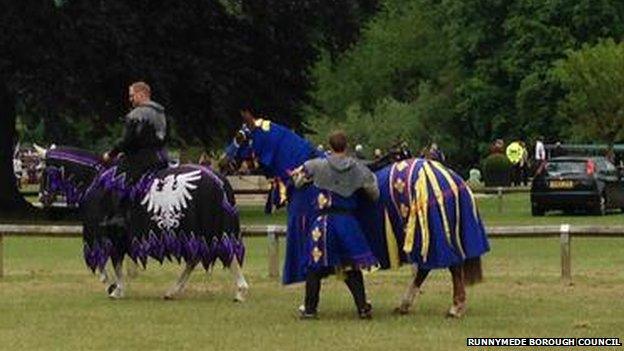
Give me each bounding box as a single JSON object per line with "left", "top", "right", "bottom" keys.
{"left": 594, "top": 195, "right": 606, "bottom": 216}
{"left": 531, "top": 203, "right": 545, "bottom": 216}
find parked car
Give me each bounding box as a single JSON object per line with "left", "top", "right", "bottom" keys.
{"left": 530, "top": 156, "right": 624, "bottom": 216}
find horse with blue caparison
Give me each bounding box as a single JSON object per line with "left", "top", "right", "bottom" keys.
{"left": 35, "top": 144, "right": 249, "bottom": 301}
{"left": 225, "top": 118, "right": 489, "bottom": 317}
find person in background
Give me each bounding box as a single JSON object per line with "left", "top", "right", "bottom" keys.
{"left": 519, "top": 141, "right": 529, "bottom": 186}
{"left": 491, "top": 139, "right": 505, "bottom": 154}
{"left": 373, "top": 148, "right": 382, "bottom": 160}
{"left": 605, "top": 143, "right": 616, "bottom": 165}
{"left": 354, "top": 144, "right": 365, "bottom": 159}
{"left": 198, "top": 152, "right": 212, "bottom": 168}
{"left": 534, "top": 136, "right": 546, "bottom": 174}
{"left": 13, "top": 154, "right": 23, "bottom": 189}
{"left": 551, "top": 141, "right": 566, "bottom": 158}
{"left": 429, "top": 142, "right": 445, "bottom": 163}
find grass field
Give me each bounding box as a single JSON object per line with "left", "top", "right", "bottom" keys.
{"left": 1, "top": 192, "right": 623, "bottom": 350}
{"left": 238, "top": 192, "right": 624, "bottom": 226}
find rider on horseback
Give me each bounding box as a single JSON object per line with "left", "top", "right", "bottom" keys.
{"left": 101, "top": 81, "right": 169, "bottom": 227}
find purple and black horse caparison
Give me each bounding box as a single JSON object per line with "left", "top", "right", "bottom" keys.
{"left": 225, "top": 119, "right": 489, "bottom": 317}
{"left": 37, "top": 145, "right": 249, "bottom": 300}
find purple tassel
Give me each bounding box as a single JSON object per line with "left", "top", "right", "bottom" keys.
{"left": 139, "top": 237, "right": 150, "bottom": 268}
{"left": 128, "top": 237, "right": 142, "bottom": 263}
{"left": 164, "top": 231, "right": 180, "bottom": 261}
{"left": 97, "top": 239, "right": 112, "bottom": 270}
{"left": 148, "top": 232, "right": 165, "bottom": 263}
{"left": 83, "top": 243, "right": 98, "bottom": 273}
{"left": 197, "top": 237, "right": 211, "bottom": 270}
{"left": 205, "top": 237, "right": 219, "bottom": 268}
{"left": 233, "top": 237, "right": 246, "bottom": 266}
{"left": 184, "top": 233, "right": 200, "bottom": 264}
{"left": 216, "top": 235, "right": 235, "bottom": 266}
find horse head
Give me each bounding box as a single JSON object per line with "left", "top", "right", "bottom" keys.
{"left": 35, "top": 144, "right": 105, "bottom": 207}
{"left": 224, "top": 119, "right": 320, "bottom": 181}
{"left": 367, "top": 141, "right": 413, "bottom": 171}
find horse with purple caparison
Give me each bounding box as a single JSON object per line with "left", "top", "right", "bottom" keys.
{"left": 35, "top": 144, "right": 249, "bottom": 301}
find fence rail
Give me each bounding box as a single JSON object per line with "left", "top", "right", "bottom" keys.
{"left": 1, "top": 224, "right": 623, "bottom": 281}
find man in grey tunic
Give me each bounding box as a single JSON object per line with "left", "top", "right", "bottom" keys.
{"left": 292, "top": 131, "right": 380, "bottom": 319}
{"left": 101, "top": 81, "right": 169, "bottom": 227}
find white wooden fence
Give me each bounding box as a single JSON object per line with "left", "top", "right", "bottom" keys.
{"left": 1, "top": 224, "right": 622, "bottom": 282}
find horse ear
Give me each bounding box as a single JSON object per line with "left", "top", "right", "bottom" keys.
{"left": 33, "top": 144, "right": 48, "bottom": 158}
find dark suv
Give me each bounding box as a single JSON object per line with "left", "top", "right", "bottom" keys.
{"left": 530, "top": 156, "right": 624, "bottom": 216}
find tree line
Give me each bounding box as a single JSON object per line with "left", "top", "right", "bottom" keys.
{"left": 0, "top": 0, "right": 378, "bottom": 215}
{"left": 306, "top": 0, "right": 624, "bottom": 170}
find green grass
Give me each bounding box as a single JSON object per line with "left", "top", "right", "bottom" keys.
{"left": 238, "top": 192, "right": 624, "bottom": 227}
{"left": 2, "top": 192, "right": 623, "bottom": 350}
{"left": 1, "top": 235, "right": 623, "bottom": 351}
{"left": 476, "top": 193, "right": 624, "bottom": 226}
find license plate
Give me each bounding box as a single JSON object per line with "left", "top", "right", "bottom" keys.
{"left": 549, "top": 180, "right": 574, "bottom": 189}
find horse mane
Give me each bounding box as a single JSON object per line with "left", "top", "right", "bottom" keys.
{"left": 48, "top": 146, "right": 101, "bottom": 160}
{"left": 46, "top": 146, "right": 103, "bottom": 170}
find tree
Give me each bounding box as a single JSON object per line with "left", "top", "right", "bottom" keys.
{"left": 0, "top": 0, "right": 378, "bottom": 217}
{"left": 307, "top": 0, "right": 624, "bottom": 172}
{"left": 0, "top": 0, "right": 61, "bottom": 216}
{"left": 553, "top": 39, "right": 624, "bottom": 144}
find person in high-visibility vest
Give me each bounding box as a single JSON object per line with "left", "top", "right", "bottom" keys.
{"left": 506, "top": 141, "right": 525, "bottom": 186}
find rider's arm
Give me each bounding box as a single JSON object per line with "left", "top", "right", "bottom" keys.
{"left": 110, "top": 115, "right": 139, "bottom": 156}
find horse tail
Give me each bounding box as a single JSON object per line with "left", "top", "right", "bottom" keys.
{"left": 463, "top": 256, "right": 483, "bottom": 285}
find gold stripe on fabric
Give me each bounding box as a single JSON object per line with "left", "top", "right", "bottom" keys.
{"left": 384, "top": 209, "right": 401, "bottom": 269}
{"left": 278, "top": 179, "right": 287, "bottom": 205}
{"left": 430, "top": 161, "right": 465, "bottom": 258}
{"left": 404, "top": 201, "right": 416, "bottom": 254}
{"left": 417, "top": 167, "right": 430, "bottom": 261}
{"left": 423, "top": 162, "right": 452, "bottom": 247}
{"left": 404, "top": 166, "right": 430, "bottom": 261}
{"left": 464, "top": 180, "right": 479, "bottom": 220}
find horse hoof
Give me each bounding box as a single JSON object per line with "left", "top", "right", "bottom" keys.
{"left": 233, "top": 283, "right": 249, "bottom": 303}
{"left": 106, "top": 283, "right": 117, "bottom": 295}
{"left": 233, "top": 288, "right": 248, "bottom": 303}
{"left": 108, "top": 289, "right": 124, "bottom": 299}
{"left": 446, "top": 304, "right": 466, "bottom": 318}
{"left": 393, "top": 306, "right": 410, "bottom": 315}
{"left": 163, "top": 294, "right": 175, "bottom": 300}
{"left": 107, "top": 284, "right": 124, "bottom": 299}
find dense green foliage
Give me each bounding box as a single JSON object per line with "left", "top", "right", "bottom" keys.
{"left": 553, "top": 39, "right": 624, "bottom": 144}
{"left": 0, "top": 0, "right": 378, "bottom": 213}
{"left": 4, "top": 0, "right": 379, "bottom": 150}
{"left": 307, "top": 0, "right": 624, "bottom": 171}
{"left": 482, "top": 153, "right": 512, "bottom": 186}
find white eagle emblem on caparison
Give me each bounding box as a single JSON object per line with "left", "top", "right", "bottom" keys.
{"left": 141, "top": 170, "right": 202, "bottom": 230}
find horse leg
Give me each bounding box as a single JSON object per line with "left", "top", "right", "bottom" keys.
{"left": 395, "top": 267, "right": 430, "bottom": 314}
{"left": 163, "top": 262, "right": 197, "bottom": 300}
{"left": 229, "top": 257, "right": 249, "bottom": 302}
{"left": 108, "top": 259, "right": 125, "bottom": 299}
{"left": 98, "top": 266, "right": 110, "bottom": 284}
{"left": 126, "top": 260, "right": 139, "bottom": 279}
{"left": 447, "top": 264, "right": 467, "bottom": 318}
